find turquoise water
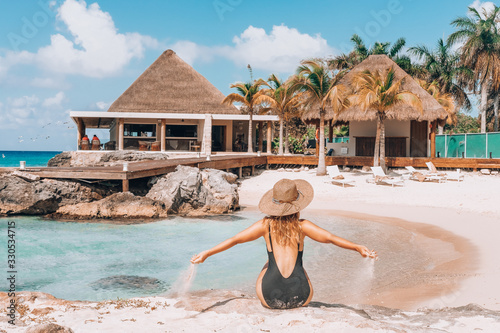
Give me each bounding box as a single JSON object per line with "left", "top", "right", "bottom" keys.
{"left": 0, "top": 212, "right": 429, "bottom": 302}
{"left": 0, "top": 151, "right": 62, "bottom": 167}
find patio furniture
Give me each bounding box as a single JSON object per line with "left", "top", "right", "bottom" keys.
{"left": 150, "top": 141, "right": 161, "bottom": 151}
{"left": 371, "top": 166, "right": 405, "bottom": 187}
{"left": 190, "top": 140, "right": 201, "bottom": 152}
{"left": 405, "top": 166, "right": 446, "bottom": 183}
{"left": 326, "top": 165, "right": 355, "bottom": 187}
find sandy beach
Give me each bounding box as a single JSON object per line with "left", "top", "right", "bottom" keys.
{"left": 2, "top": 166, "right": 500, "bottom": 332}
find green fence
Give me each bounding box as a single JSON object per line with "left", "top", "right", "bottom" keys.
{"left": 436, "top": 132, "right": 500, "bottom": 158}
{"left": 327, "top": 137, "right": 350, "bottom": 143}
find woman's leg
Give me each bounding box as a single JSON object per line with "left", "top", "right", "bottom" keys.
{"left": 256, "top": 262, "right": 270, "bottom": 308}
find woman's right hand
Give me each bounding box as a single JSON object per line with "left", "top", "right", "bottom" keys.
{"left": 190, "top": 250, "right": 209, "bottom": 264}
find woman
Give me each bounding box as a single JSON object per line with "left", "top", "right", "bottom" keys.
{"left": 191, "top": 178, "right": 377, "bottom": 309}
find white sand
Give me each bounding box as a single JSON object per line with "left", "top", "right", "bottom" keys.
{"left": 2, "top": 167, "right": 500, "bottom": 332}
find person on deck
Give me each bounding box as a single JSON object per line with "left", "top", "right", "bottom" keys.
{"left": 191, "top": 178, "right": 377, "bottom": 309}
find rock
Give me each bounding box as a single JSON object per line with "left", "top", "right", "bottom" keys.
{"left": 362, "top": 166, "right": 371, "bottom": 172}
{"left": 480, "top": 168, "right": 491, "bottom": 175}
{"left": 26, "top": 324, "right": 74, "bottom": 333}
{"left": 48, "top": 151, "right": 170, "bottom": 167}
{"left": 12, "top": 170, "right": 40, "bottom": 181}
{"left": 277, "top": 168, "right": 285, "bottom": 172}
{"left": 53, "top": 192, "right": 168, "bottom": 219}
{"left": 0, "top": 175, "right": 108, "bottom": 216}
{"left": 304, "top": 167, "right": 309, "bottom": 171}
{"left": 47, "top": 152, "right": 72, "bottom": 167}
{"left": 146, "top": 166, "right": 239, "bottom": 215}
{"left": 343, "top": 167, "right": 351, "bottom": 172}
{"left": 90, "top": 275, "right": 166, "bottom": 292}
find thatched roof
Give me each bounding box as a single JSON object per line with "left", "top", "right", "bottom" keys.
{"left": 108, "top": 50, "right": 239, "bottom": 114}
{"left": 302, "top": 55, "right": 448, "bottom": 124}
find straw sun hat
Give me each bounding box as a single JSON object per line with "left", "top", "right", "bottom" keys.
{"left": 258, "top": 179, "right": 314, "bottom": 216}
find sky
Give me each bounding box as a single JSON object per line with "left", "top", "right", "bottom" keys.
{"left": 0, "top": 0, "right": 496, "bottom": 151}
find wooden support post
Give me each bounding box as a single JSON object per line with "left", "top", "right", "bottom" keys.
{"left": 118, "top": 118, "right": 124, "bottom": 151}
{"left": 239, "top": 167, "right": 242, "bottom": 179}
{"left": 266, "top": 121, "right": 272, "bottom": 153}
{"left": 430, "top": 120, "right": 436, "bottom": 158}
{"left": 160, "top": 119, "right": 166, "bottom": 152}
{"left": 251, "top": 165, "right": 255, "bottom": 176}
{"left": 122, "top": 179, "right": 129, "bottom": 192}
{"left": 328, "top": 120, "right": 333, "bottom": 143}
{"left": 258, "top": 122, "right": 263, "bottom": 152}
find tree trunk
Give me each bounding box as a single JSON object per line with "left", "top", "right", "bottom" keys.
{"left": 494, "top": 94, "right": 499, "bottom": 132}
{"left": 284, "top": 121, "right": 289, "bottom": 154}
{"left": 380, "top": 118, "right": 386, "bottom": 172}
{"left": 258, "top": 122, "right": 264, "bottom": 152}
{"left": 480, "top": 83, "right": 488, "bottom": 133}
{"left": 278, "top": 117, "right": 284, "bottom": 155}
{"left": 248, "top": 110, "right": 254, "bottom": 153}
{"left": 317, "top": 110, "right": 326, "bottom": 176}
{"left": 373, "top": 117, "right": 381, "bottom": 166}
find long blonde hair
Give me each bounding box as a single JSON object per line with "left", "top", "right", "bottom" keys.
{"left": 265, "top": 212, "right": 301, "bottom": 247}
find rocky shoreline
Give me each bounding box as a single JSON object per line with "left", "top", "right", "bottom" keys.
{"left": 0, "top": 163, "right": 239, "bottom": 219}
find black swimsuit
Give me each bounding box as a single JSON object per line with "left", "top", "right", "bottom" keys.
{"left": 262, "top": 225, "right": 311, "bottom": 309}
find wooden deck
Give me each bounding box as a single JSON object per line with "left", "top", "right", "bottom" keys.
{"left": 2, "top": 154, "right": 499, "bottom": 191}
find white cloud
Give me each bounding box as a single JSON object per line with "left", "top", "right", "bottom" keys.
{"left": 0, "top": 0, "right": 158, "bottom": 79}
{"left": 221, "top": 25, "right": 335, "bottom": 72}
{"left": 171, "top": 25, "right": 335, "bottom": 73}
{"left": 469, "top": 1, "right": 496, "bottom": 17}
{"left": 95, "top": 101, "right": 110, "bottom": 110}
{"left": 34, "top": 0, "right": 158, "bottom": 78}
{"left": 42, "top": 92, "right": 65, "bottom": 108}
{"left": 30, "top": 77, "right": 66, "bottom": 89}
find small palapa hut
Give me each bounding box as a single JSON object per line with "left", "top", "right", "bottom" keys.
{"left": 70, "top": 50, "right": 278, "bottom": 154}
{"left": 315, "top": 54, "right": 448, "bottom": 158}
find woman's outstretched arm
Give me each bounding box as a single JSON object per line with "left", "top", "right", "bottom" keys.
{"left": 301, "top": 219, "right": 377, "bottom": 258}
{"left": 191, "top": 219, "right": 266, "bottom": 264}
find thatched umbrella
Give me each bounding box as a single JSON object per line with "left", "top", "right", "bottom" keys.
{"left": 333, "top": 55, "right": 448, "bottom": 124}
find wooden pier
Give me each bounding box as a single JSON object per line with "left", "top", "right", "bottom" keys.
{"left": 2, "top": 154, "right": 499, "bottom": 191}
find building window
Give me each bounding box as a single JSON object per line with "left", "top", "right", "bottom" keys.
{"left": 166, "top": 125, "right": 197, "bottom": 138}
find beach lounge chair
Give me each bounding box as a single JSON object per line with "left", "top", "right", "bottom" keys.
{"left": 371, "top": 166, "right": 405, "bottom": 187}
{"left": 327, "top": 165, "right": 355, "bottom": 187}
{"left": 405, "top": 166, "right": 446, "bottom": 183}
{"left": 445, "top": 168, "right": 464, "bottom": 182}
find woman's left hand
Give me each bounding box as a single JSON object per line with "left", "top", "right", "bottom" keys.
{"left": 191, "top": 250, "right": 209, "bottom": 264}
{"left": 357, "top": 245, "right": 378, "bottom": 260}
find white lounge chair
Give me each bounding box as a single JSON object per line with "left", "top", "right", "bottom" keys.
{"left": 446, "top": 168, "right": 464, "bottom": 182}
{"left": 405, "top": 166, "right": 446, "bottom": 183}
{"left": 327, "top": 165, "right": 355, "bottom": 187}
{"left": 371, "top": 166, "right": 405, "bottom": 187}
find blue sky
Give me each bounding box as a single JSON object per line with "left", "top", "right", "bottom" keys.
{"left": 0, "top": 0, "right": 495, "bottom": 151}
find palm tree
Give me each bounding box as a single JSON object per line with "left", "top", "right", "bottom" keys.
{"left": 448, "top": 5, "right": 500, "bottom": 133}
{"left": 349, "top": 68, "right": 423, "bottom": 170}
{"left": 417, "top": 79, "right": 457, "bottom": 133}
{"left": 257, "top": 74, "right": 302, "bottom": 155}
{"left": 293, "top": 60, "right": 350, "bottom": 176}
{"left": 409, "top": 38, "right": 472, "bottom": 111}
{"left": 330, "top": 34, "right": 422, "bottom": 75}
{"left": 222, "top": 79, "right": 267, "bottom": 153}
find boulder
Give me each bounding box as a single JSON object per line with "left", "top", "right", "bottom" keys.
{"left": 48, "top": 151, "right": 170, "bottom": 167}
{"left": 146, "top": 166, "right": 239, "bottom": 215}
{"left": 0, "top": 175, "right": 108, "bottom": 216}
{"left": 26, "top": 324, "right": 74, "bottom": 333}
{"left": 53, "top": 192, "right": 168, "bottom": 219}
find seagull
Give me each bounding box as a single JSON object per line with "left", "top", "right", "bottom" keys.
{"left": 42, "top": 122, "right": 51, "bottom": 128}
{"left": 46, "top": 136, "right": 50, "bottom": 139}
{"left": 19, "top": 139, "right": 24, "bottom": 143}
{"left": 67, "top": 126, "right": 74, "bottom": 129}
{"left": 18, "top": 136, "right": 23, "bottom": 139}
